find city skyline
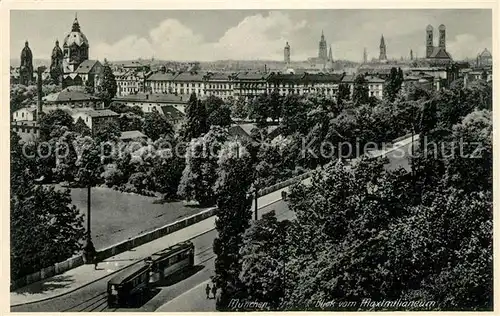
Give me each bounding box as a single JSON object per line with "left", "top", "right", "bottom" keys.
{"left": 11, "top": 9, "right": 492, "bottom": 63}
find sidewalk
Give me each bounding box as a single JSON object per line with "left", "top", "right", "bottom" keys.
{"left": 10, "top": 188, "right": 287, "bottom": 307}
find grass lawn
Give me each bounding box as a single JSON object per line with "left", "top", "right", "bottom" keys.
{"left": 53, "top": 185, "right": 208, "bottom": 250}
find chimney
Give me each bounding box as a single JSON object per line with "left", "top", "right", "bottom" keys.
{"left": 265, "top": 64, "right": 267, "bottom": 73}
{"left": 36, "top": 66, "right": 43, "bottom": 120}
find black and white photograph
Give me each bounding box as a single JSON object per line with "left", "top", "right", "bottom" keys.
{"left": 4, "top": 2, "right": 495, "bottom": 313}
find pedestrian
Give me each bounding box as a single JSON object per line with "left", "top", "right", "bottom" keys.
{"left": 205, "top": 283, "right": 211, "bottom": 299}
{"left": 94, "top": 253, "right": 98, "bottom": 270}
{"left": 211, "top": 282, "right": 217, "bottom": 300}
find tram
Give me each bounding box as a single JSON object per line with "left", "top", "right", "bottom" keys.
{"left": 107, "top": 261, "right": 150, "bottom": 307}
{"left": 149, "top": 241, "right": 195, "bottom": 284}
{"left": 106, "top": 241, "right": 195, "bottom": 307}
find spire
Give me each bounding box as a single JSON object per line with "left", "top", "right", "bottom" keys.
{"left": 379, "top": 35, "right": 387, "bottom": 61}
{"left": 72, "top": 13, "right": 81, "bottom": 32}
{"left": 328, "top": 45, "right": 333, "bottom": 61}
{"left": 321, "top": 30, "right": 325, "bottom": 41}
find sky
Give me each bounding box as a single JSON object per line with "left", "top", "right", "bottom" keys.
{"left": 10, "top": 9, "right": 492, "bottom": 62}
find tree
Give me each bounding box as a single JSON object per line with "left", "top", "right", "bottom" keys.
{"left": 250, "top": 92, "right": 270, "bottom": 128}
{"left": 442, "top": 110, "right": 492, "bottom": 193}
{"left": 204, "top": 95, "right": 232, "bottom": 127}
{"left": 96, "top": 62, "right": 117, "bottom": 106}
{"left": 142, "top": 137, "right": 185, "bottom": 199}
{"left": 268, "top": 89, "right": 282, "bottom": 122}
{"left": 94, "top": 120, "right": 121, "bottom": 144}
{"left": 142, "top": 110, "right": 174, "bottom": 141}
{"left": 352, "top": 74, "right": 369, "bottom": 105}
{"left": 73, "top": 136, "right": 103, "bottom": 187}
{"left": 110, "top": 102, "right": 144, "bottom": 116}
{"left": 10, "top": 134, "right": 85, "bottom": 280}
{"left": 337, "top": 83, "right": 351, "bottom": 106}
{"left": 280, "top": 94, "right": 308, "bottom": 136}
{"left": 74, "top": 117, "right": 91, "bottom": 136}
{"left": 182, "top": 92, "right": 208, "bottom": 141}
{"left": 39, "top": 108, "right": 75, "bottom": 140}
{"left": 213, "top": 141, "right": 254, "bottom": 310}
{"left": 240, "top": 211, "right": 290, "bottom": 310}
{"left": 178, "top": 126, "right": 229, "bottom": 206}
{"left": 52, "top": 130, "right": 80, "bottom": 183}
{"left": 10, "top": 84, "right": 37, "bottom": 115}
{"left": 384, "top": 67, "right": 404, "bottom": 103}
{"left": 119, "top": 112, "right": 144, "bottom": 132}
{"left": 230, "top": 97, "right": 250, "bottom": 119}
{"left": 384, "top": 188, "right": 492, "bottom": 311}
{"left": 84, "top": 78, "right": 95, "bottom": 94}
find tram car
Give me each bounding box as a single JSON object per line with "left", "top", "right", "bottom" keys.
{"left": 106, "top": 241, "right": 195, "bottom": 307}
{"left": 107, "top": 261, "right": 150, "bottom": 307}
{"left": 149, "top": 241, "right": 195, "bottom": 284}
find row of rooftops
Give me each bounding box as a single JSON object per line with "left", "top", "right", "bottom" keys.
{"left": 145, "top": 71, "right": 347, "bottom": 83}
{"left": 114, "top": 93, "right": 187, "bottom": 104}
{"left": 43, "top": 86, "right": 100, "bottom": 103}
{"left": 17, "top": 105, "right": 119, "bottom": 118}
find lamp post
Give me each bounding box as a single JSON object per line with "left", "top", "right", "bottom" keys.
{"left": 254, "top": 186, "right": 258, "bottom": 221}
{"left": 82, "top": 163, "right": 95, "bottom": 264}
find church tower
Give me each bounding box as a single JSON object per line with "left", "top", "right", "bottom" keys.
{"left": 438, "top": 24, "right": 446, "bottom": 49}
{"left": 50, "top": 39, "right": 64, "bottom": 84}
{"left": 20, "top": 40, "right": 34, "bottom": 85}
{"left": 410, "top": 49, "right": 414, "bottom": 60}
{"left": 284, "top": 42, "right": 291, "bottom": 64}
{"left": 379, "top": 35, "right": 387, "bottom": 61}
{"left": 328, "top": 45, "right": 333, "bottom": 61}
{"left": 426, "top": 24, "right": 434, "bottom": 58}
{"left": 318, "top": 30, "right": 328, "bottom": 61}
{"left": 63, "top": 14, "right": 89, "bottom": 74}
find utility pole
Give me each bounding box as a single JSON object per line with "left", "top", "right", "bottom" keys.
{"left": 87, "top": 185, "right": 92, "bottom": 242}
{"left": 83, "top": 165, "right": 95, "bottom": 265}
{"left": 254, "top": 187, "right": 258, "bottom": 221}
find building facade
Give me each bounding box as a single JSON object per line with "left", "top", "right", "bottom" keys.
{"left": 71, "top": 109, "right": 119, "bottom": 134}
{"left": 19, "top": 41, "right": 34, "bottom": 86}
{"left": 171, "top": 72, "right": 206, "bottom": 96}
{"left": 477, "top": 48, "right": 492, "bottom": 67}
{"left": 425, "top": 24, "right": 453, "bottom": 64}
{"left": 267, "top": 73, "right": 344, "bottom": 97}
{"left": 233, "top": 72, "right": 270, "bottom": 100}
{"left": 61, "top": 15, "right": 103, "bottom": 88}
{"left": 11, "top": 121, "right": 39, "bottom": 143}
{"left": 145, "top": 72, "right": 178, "bottom": 94}
{"left": 205, "top": 72, "right": 237, "bottom": 100}
{"left": 115, "top": 70, "right": 149, "bottom": 96}
{"left": 43, "top": 86, "right": 104, "bottom": 108}
{"left": 50, "top": 40, "right": 64, "bottom": 84}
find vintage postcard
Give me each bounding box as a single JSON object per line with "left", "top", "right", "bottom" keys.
{"left": 2, "top": 0, "right": 497, "bottom": 313}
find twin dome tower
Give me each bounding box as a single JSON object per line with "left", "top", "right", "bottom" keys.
{"left": 426, "top": 24, "right": 449, "bottom": 58}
